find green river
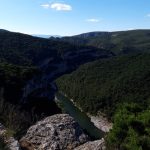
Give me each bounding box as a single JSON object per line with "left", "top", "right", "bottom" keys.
{"left": 55, "top": 93, "right": 104, "bottom": 140}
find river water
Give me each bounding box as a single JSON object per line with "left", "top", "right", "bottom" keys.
{"left": 55, "top": 93, "right": 104, "bottom": 140}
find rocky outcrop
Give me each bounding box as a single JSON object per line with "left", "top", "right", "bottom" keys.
{"left": 0, "top": 123, "right": 20, "bottom": 150}
{"left": 74, "top": 138, "right": 106, "bottom": 150}
{"left": 20, "top": 114, "right": 89, "bottom": 150}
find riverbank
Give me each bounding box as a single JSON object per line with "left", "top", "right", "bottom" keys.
{"left": 88, "top": 114, "right": 112, "bottom": 133}
{"left": 55, "top": 93, "right": 112, "bottom": 133}
{"left": 70, "top": 98, "right": 112, "bottom": 132}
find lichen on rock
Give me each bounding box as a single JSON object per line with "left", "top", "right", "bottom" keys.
{"left": 74, "top": 138, "right": 106, "bottom": 150}
{"left": 20, "top": 114, "right": 89, "bottom": 150}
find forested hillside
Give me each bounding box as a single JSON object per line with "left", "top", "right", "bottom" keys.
{"left": 0, "top": 63, "right": 38, "bottom": 103}
{"left": 0, "top": 29, "right": 79, "bottom": 65}
{"left": 62, "top": 30, "right": 150, "bottom": 54}
{"left": 56, "top": 53, "right": 150, "bottom": 116}
{"left": 56, "top": 53, "right": 150, "bottom": 149}
{"left": 0, "top": 29, "right": 108, "bottom": 66}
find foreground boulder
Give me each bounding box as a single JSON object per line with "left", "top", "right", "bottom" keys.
{"left": 74, "top": 138, "right": 105, "bottom": 150}
{"left": 20, "top": 114, "right": 89, "bottom": 150}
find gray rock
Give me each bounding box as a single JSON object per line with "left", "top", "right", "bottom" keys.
{"left": 7, "top": 137, "right": 20, "bottom": 150}
{"left": 74, "top": 138, "right": 106, "bottom": 150}
{"left": 20, "top": 114, "right": 89, "bottom": 150}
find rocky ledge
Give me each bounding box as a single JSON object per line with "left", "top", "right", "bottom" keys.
{"left": 75, "top": 138, "right": 105, "bottom": 150}
{"left": 20, "top": 114, "right": 89, "bottom": 150}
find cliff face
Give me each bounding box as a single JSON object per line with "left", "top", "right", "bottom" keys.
{"left": 20, "top": 114, "right": 89, "bottom": 150}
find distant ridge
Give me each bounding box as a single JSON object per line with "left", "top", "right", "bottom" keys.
{"left": 0, "top": 29, "right": 11, "bottom": 33}
{"left": 69, "top": 29, "right": 150, "bottom": 38}
{"left": 0, "top": 29, "right": 61, "bottom": 39}
{"left": 62, "top": 29, "right": 150, "bottom": 54}
{"left": 32, "top": 34, "right": 61, "bottom": 39}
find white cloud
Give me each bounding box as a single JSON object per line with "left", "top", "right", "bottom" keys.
{"left": 86, "top": 19, "right": 100, "bottom": 23}
{"left": 41, "top": 2, "right": 72, "bottom": 11}
{"left": 41, "top": 4, "right": 50, "bottom": 9}
{"left": 51, "top": 3, "right": 72, "bottom": 11}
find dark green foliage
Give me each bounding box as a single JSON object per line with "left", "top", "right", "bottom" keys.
{"left": 56, "top": 53, "right": 150, "bottom": 117}
{"left": 0, "top": 62, "right": 38, "bottom": 103}
{"left": 0, "top": 29, "right": 98, "bottom": 66}
{"left": 106, "top": 103, "right": 150, "bottom": 150}
{"left": 0, "top": 63, "right": 38, "bottom": 84}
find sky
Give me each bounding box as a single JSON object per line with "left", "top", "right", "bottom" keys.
{"left": 0, "top": 0, "right": 150, "bottom": 36}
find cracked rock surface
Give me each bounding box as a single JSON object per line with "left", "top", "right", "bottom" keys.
{"left": 20, "top": 114, "right": 89, "bottom": 150}
{"left": 74, "top": 138, "right": 106, "bottom": 150}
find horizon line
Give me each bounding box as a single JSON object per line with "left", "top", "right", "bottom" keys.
{"left": 1, "top": 28, "right": 150, "bottom": 37}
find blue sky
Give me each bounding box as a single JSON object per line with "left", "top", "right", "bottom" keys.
{"left": 0, "top": 0, "right": 150, "bottom": 36}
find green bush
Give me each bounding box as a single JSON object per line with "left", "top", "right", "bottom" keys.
{"left": 106, "top": 104, "right": 150, "bottom": 150}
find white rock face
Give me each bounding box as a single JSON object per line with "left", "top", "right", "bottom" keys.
{"left": 74, "top": 138, "right": 106, "bottom": 150}
{"left": 20, "top": 114, "right": 89, "bottom": 150}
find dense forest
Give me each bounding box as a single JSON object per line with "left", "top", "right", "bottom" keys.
{"left": 0, "top": 63, "right": 38, "bottom": 103}
{"left": 56, "top": 53, "right": 150, "bottom": 116}
{"left": 56, "top": 53, "right": 150, "bottom": 150}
